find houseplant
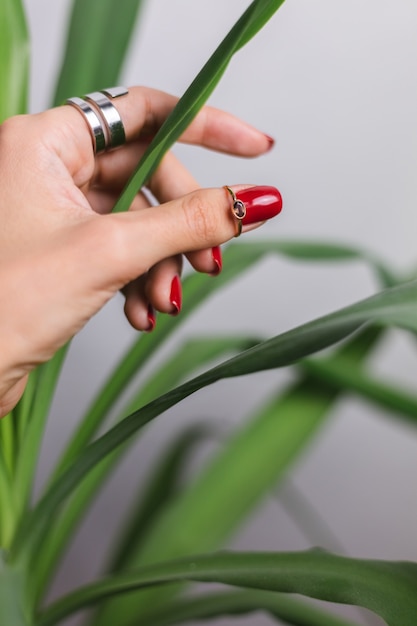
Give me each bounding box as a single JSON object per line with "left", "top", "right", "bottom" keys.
{"left": 1, "top": 0, "right": 417, "bottom": 625}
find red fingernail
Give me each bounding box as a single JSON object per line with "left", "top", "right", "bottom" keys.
{"left": 146, "top": 304, "right": 156, "bottom": 332}
{"left": 264, "top": 134, "right": 275, "bottom": 151}
{"left": 236, "top": 186, "right": 283, "bottom": 225}
{"left": 170, "top": 275, "right": 182, "bottom": 315}
{"left": 211, "top": 246, "right": 222, "bottom": 276}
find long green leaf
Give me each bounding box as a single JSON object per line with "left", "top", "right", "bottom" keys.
{"left": 51, "top": 239, "right": 392, "bottom": 482}
{"left": 13, "top": 278, "right": 417, "bottom": 564}
{"left": 96, "top": 328, "right": 380, "bottom": 625}
{"left": 97, "top": 380, "right": 338, "bottom": 626}
{"left": 0, "top": 552, "right": 27, "bottom": 626}
{"left": 0, "top": 413, "right": 15, "bottom": 476}
{"left": 112, "top": 0, "right": 287, "bottom": 212}
{"left": 106, "top": 425, "right": 213, "bottom": 575}
{"left": 0, "top": 452, "right": 16, "bottom": 547}
{"left": 132, "top": 590, "right": 360, "bottom": 626}
{"left": 0, "top": 0, "right": 29, "bottom": 122}
{"left": 53, "top": 0, "right": 146, "bottom": 105}
{"left": 120, "top": 335, "right": 260, "bottom": 416}
{"left": 31, "top": 336, "right": 257, "bottom": 604}
{"left": 12, "top": 347, "right": 68, "bottom": 523}
{"left": 301, "top": 356, "right": 417, "bottom": 426}
{"left": 37, "top": 550, "right": 417, "bottom": 626}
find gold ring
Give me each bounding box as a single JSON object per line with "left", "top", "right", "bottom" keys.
{"left": 224, "top": 186, "right": 246, "bottom": 237}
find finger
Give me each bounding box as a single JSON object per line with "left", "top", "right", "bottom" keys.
{"left": 3, "top": 185, "right": 280, "bottom": 370}
{"left": 123, "top": 253, "right": 183, "bottom": 330}
{"left": 145, "top": 255, "right": 183, "bottom": 315}
{"left": 39, "top": 87, "right": 273, "bottom": 185}
{"left": 72, "top": 185, "right": 281, "bottom": 297}
{"left": 148, "top": 152, "right": 221, "bottom": 274}
{"left": 123, "top": 275, "right": 155, "bottom": 332}
{"left": 94, "top": 149, "right": 223, "bottom": 273}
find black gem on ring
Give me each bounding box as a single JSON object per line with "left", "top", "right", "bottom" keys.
{"left": 233, "top": 200, "right": 246, "bottom": 219}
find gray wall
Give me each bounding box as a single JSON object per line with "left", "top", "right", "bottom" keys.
{"left": 23, "top": 1, "right": 417, "bottom": 624}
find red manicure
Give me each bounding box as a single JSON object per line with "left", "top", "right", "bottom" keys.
{"left": 236, "top": 186, "right": 283, "bottom": 225}
{"left": 146, "top": 304, "right": 156, "bottom": 332}
{"left": 211, "top": 246, "right": 222, "bottom": 276}
{"left": 169, "top": 275, "right": 182, "bottom": 315}
{"left": 264, "top": 134, "right": 275, "bottom": 151}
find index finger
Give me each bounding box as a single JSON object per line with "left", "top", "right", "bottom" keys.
{"left": 42, "top": 86, "right": 273, "bottom": 180}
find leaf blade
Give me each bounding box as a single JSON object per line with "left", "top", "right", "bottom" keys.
{"left": 50, "top": 239, "right": 393, "bottom": 481}
{"left": 0, "top": 0, "right": 29, "bottom": 121}
{"left": 134, "top": 590, "right": 361, "bottom": 626}
{"left": 37, "top": 550, "right": 417, "bottom": 626}
{"left": 53, "top": 0, "right": 146, "bottom": 105}
{"left": 13, "top": 279, "right": 417, "bottom": 563}
{"left": 112, "top": 0, "right": 287, "bottom": 213}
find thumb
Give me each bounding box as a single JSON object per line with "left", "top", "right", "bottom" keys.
{"left": 91, "top": 184, "right": 283, "bottom": 290}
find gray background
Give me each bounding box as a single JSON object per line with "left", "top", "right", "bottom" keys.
{"left": 23, "top": 1, "right": 417, "bottom": 624}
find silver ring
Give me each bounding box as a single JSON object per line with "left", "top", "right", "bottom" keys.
{"left": 65, "top": 86, "right": 128, "bottom": 154}
{"left": 66, "top": 96, "right": 107, "bottom": 153}
{"left": 85, "top": 87, "right": 127, "bottom": 149}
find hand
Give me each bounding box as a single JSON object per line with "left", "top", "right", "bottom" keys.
{"left": 0, "top": 86, "right": 281, "bottom": 416}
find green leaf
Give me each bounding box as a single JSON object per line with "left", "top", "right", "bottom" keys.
{"left": 96, "top": 328, "right": 379, "bottom": 625}
{"left": 112, "top": 0, "right": 287, "bottom": 213}
{"left": 0, "top": 412, "right": 16, "bottom": 476}
{"left": 12, "top": 347, "right": 68, "bottom": 523}
{"left": 0, "top": 551, "right": 27, "bottom": 626}
{"left": 13, "top": 278, "right": 417, "bottom": 565}
{"left": 301, "top": 355, "right": 417, "bottom": 427}
{"left": 134, "top": 590, "right": 361, "bottom": 626}
{"left": 30, "top": 336, "right": 256, "bottom": 604}
{"left": 97, "top": 380, "right": 338, "bottom": 626}
{"left": 53, "top": 0, "right": 146, "bottom": 105}
{"left": 0, "top": 452, "right": 16, "bottom": 547}
{"left": 50, "top": 239, "right": 392, "bottom": 482}
{"left": 120, "top": 335, "right": 261, "bottom": 415}
{"left": 0, "top": 0, "right": 29, "bottom": 121}
{"left": 106, "top": 425, "right": 213, "bottom": 575}
{"left": 37, "top": 550, "right": 417, "bottom": 626}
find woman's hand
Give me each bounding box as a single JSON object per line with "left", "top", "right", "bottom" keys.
{"left": 0, "top": 86, "right": 281, "bottom": 417}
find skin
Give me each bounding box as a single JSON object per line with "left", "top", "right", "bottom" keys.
{"left": 0, "top": 86, "right": 272, "bottom": 417}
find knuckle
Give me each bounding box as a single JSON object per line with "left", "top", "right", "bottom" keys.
{"left": 181, "top": 190, "right": 219, "bottom": 244}
{"left": 81, "top": 216, "right": 130, "bottom": 269}
{"left": 97, "top": 216, "right": 131, "bottom": 267}
{"left": 0, "top": 115, "right": 29, "bottom": 149}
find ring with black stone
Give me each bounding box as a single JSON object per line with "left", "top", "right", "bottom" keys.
{"left": 224, "top": 186, "right": 246, "bottom": 237}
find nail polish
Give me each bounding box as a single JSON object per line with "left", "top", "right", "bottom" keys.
{"left": 146, "top": 304, "right": 156, "bottom": 332}
{"left": 169, "top": 275, "right": 182, "bottom": 315}
{"left": 236, "top": 186, "right": 283, "bottom": 225}
{"left": 211, "top": 246, "right": 222, "bottom": 276}
{"left": 264, "top": 134, "right": 275, "bottom": 151}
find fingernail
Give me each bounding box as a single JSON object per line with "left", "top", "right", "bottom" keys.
{"left": 236, "top": 186, "right": 283, "bottom": 225}
{"left": 264, "top": 134, "right": 275, "bottom": 151}
{"left": 146, "top": 304, "right": 156, "bottom": 332}
{"left": 169, "top": 275, "right": 182, "bottom": 315}
{"left": 211, "top": 246, "right": 222, "bottom": 276}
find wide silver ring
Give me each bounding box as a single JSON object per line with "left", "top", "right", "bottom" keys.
{"left": 66, "top": 86, "right": 128, "bottom": 154}
{"left": 85, "top": 87, "right": 127, "bottom": 149}
{"left": 66, "top": 96, "right": 107, "bottom": 153}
